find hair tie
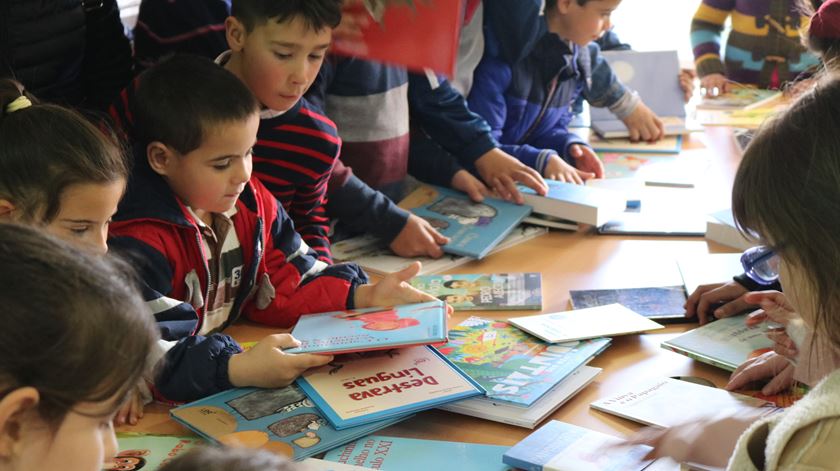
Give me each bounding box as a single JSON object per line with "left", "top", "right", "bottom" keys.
{"left": 810, "top": 0, "right": 840, "bottom": 40}
{"left": 5, "top": 95, "right": 32, "bottom": 114}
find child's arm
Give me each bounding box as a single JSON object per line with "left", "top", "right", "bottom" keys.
{"left": 80, "top": 0, "right": 133, "bottom": 110}
{"left": 690, "top": 0, "right": 734, "bottom": 92}
{"left": 407, "top": 134, "right": 489, "bottom": 202}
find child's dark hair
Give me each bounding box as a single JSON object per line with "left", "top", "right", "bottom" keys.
{"left": 231, "top": 0, "right": 342, "bottom": 32}
{"left": 732, "top": 80, "right": 840, "bottom": 350}
{"left": 0, "top": 79, "right": 128, "bottom": 223}
{"left": 157, "top": 446, "right": 299, "bottom": 471}
{"left": 0, "top": 224, "right": 158, "bottom": 427}
{"left": 545, "top": 0, "right": 590, "bottom": 10}
{"left": 133, "top": 54, "right": 260, "bottom": 154}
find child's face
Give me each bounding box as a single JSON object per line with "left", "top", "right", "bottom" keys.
{"left": 778, "top": 258, "right": 814, "bottom": 325}
{"left": 556, "top": 0, "right": 621, "bottom": 46}
{"left": 227, "top": 15, "right": 331, "bottom": 112}
{"left": 44, "top": 179, "right": 125, "bottom": 255}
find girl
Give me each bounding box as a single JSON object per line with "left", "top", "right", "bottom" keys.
{"left": 0, "top": 224, "right": 158, "bottom": 471}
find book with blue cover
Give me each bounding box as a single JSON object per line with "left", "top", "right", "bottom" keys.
{"left": 518, "top": 180, "right": 626, "bottom": 227}
{"left": 438, "top": 316, "right": 611, "bottom": 407}
{"left": 285, "top": 301, "right": 447, "bottom": 355}
{"left": 570, "top": 286, "right": 688, "bottom": 322}
{"left": 169, "top": 384, "right": 405, "bottom": 460}
{"left": 410, "top": 273, "right": 542, "bottom": 311}
{"left": 398, "top": 185, "right": 532, "bottom": 259}
{"left": 295, "top": 346, "right": 484, "bottom": 430}
{"left": 106, "top": 434, "right": 201, "bottom": 470}
{"left": 323, "top": 436, "right": 513, "bottom": 471}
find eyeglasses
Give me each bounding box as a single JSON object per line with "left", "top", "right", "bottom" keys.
{"left": 740, "top": 245, "right": 780, "bottom": 286}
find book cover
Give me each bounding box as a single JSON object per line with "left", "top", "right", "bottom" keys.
{"left": 522, "top": 214, "right": 580, "bottom": 231}
{"left": 301, "top": 458, "right": 376, "bottom": 470}
{"left": 398, "top": 185, "right": 532, "bottom": 259}
{"left": 285, "top": 301, "right": 447, "bottom": 355}
{"left": 598, "top": 211, "right": 708, "bottom": 237}
{"left": 697, "top": 88, "right": 781, "bottom": 110}
{"left": 438, "top": 316, "right": 611, "bottom": 407}
{"left": 570, "top": 286, "right": 688, "bottom": 321}
{"left": 323, "top": 436, "right": 513, "bottom": 471}
{"left": 410, "top": 273, "right": 542, "bottom": 311}
{"left": 170, "top": 384, "right": 405, "bottom": 460}
{"left": 510, "top": 304, "right": 664, "bottom": 343}
{"left": 695, "top": 108, "right": 778, "bottom": 128}
{"left": 676, "top": 253, "right": 744, "bottom": 296}
{"left": 590, "top": 377, "right": 775, "bottom": 428}
{"left": 518, "top": 179, "right": 626, "bottom": 227}
{"left": 295, "top": 346, "right": 484, "bottom": 430}
{"left": 705, "top": 209, "right": 755, "bottom": 251}
{"left": 104, "top": 434, "right": 201, "bottom": 471}
{"left": 502, "top": 420, "right": 653, "bottom": 471}
{"left": 660, "top": 314, "right": 775, "bottom": 372}
{"left": 592, "top": 116, "right": 688, "bottom": 140}
{"left": 589, "top": 134, "right": 683, "bottom": 154}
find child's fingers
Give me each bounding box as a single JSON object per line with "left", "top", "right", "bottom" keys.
{"left": 262, "top": 333, "right": 303, "bottom": 350}
{"left": 393, "top": 261, "right": 422, "bottom": 282}
{"left": 288, "top": 353, "right": 335, "bottom": 371}
{"left": 745, "top": 309, "right": 767, "bottom": 327}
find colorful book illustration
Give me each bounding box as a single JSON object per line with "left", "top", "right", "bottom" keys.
{"left": 285, "top": 301, "right": 447, "bottom": 355}
{"left": 410, "top": 273, "right": 542, "bottom": 311}
{"left": 104, "top": 434, "right": 201, "bottom": 471}
{"left": 518, "top": 179, "right": 626, "bottom": 227}
{"left": 510, "top": 304, "right": 664, "bottom": 343}
{"left": 695, "top": 107, "right": 778, "bottom": 128}
{"left": 590, "top": 377, "right": 775, "bottom": 428}
{"left": 660, "top": 314, "right": 775, "bottom": 372}
{"left": 676, "top": 253, "right": 744, "bottom": 296}
{"left": 170, "top": 384, "right": 405, "bottom": 460}
{"left": 438, "top": 316, "right": 611, "bottom": 407}
{"left": 569, "top": 286, "right": 688, "bottom": 322}
{"left": 323, "top": 436, "right": 513, "bottom": 471}
{"left": 295, "top": 346, "right": 484, "bottom": 430}
{"left": 589, "top": 133, "right": 684, "bottom": 154}
{"left": 697, "top": 88, "right": 781, "bottom": 110}
{"left": 706, "top": 209, "right": 755, "bottom": 251}
{"left": 735, "top": 383, "right": 809, "bottom": 408}
{"left": 398, "top": 185, "right": 532, "bottom": 259}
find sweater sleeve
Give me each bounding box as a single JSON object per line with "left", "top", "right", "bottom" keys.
{"left": 81, "top": 0, "right": 134, "bottom": 111}
{"left": 326, "top": 169, "right": 410, "bottom": 244}
{"left": 691, "top": 0, "right": 734, "bottom": 78}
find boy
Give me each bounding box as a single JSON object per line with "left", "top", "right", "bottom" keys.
{"left": 109, "top": 55, "right": 436, "bottom": 402}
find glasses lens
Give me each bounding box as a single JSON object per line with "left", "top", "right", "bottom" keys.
{"left": 741, "top": 246, "right": 780, "bottom": 285}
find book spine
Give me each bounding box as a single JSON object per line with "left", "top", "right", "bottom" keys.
{"left": 659, "top": 343, "right": 736, "bottom": 372}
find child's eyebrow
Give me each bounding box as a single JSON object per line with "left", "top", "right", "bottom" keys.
{"left": 209, "top": 154, "right": 238, "bottom": 162}
{"left": 60, "top": 218, "right": 96, "bottom": 224}
{"left": 270, "top": 41, "right": 301, "bottom": 49}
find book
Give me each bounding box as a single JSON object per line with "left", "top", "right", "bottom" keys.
{"left": 284, "top": 301, "right": 448, "bottom": 355}
{"left": 732, "top": 128, "right": 754, "bottom": 153}
{"left": 398, "top": 185, "right": 532, "bottom": 259}
{"left": 660, "top": 314, "right": 775, "bottom": 372}
{"left": 323, "top": 436, "right": 513, "bottom": 471}
{"left": 598, "top": 152, "right": 709, "bottom": 188}
{"left": 676, "top": 253, "right": 744, "bottom": 296}
{"left": 592, "top": 117, "right": 688, "bottom": 140}
{"left": 509, "top": 304, "right": 664, "bottom": 343}
{"left": 589, "top": 134, "right": 683, "bottom": 154}
{"left": 170, "top": 384, "right": 405, "bottom": 460}
{"left": 569, "top": 286, "right": 688, "bottom": 322}
{"left": 598, "top": 212, "right": 707, "bottom": 236}
{"left": 695, "top": 108, "right": 778, "bottom": 128}
{"left": 438, "top": 316, "right": 611, "bottom": 407}
{"left": 409, "top": 273, "right": 542, "bottom": 311}
{"left": 522, "top": 214, "right": 579, "bottom": 231}
{"left": 295, "top": 346, "right": 484, "bottom": 429}
{"left": 301, "top": 458, "right": 376, "bottom": 470}
{"left": 438, "top": 365, "right": 601, "bottom": 429}
{"left": 590, "top": 377, "right": 775, "bottom": 428}
{"left": 518, "top": 179, "right": 626, "bottom": 227}
{"left": 705, "top": 209, "right": 755, "bottom": 251}
{"left": 105, "top": 433, "right": 201, "bottom": 470}
{"left": 502, "top": 420, "right": 653, "bottom": 471}
{"left": 697, "top": 88, "right": 781, "bottom": 110}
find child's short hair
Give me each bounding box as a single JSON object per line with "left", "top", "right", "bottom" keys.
{"left": 0, "top": 223, "right": 157, "bottom": 426}
{"left": 0, "top": 79, "right": 127, "bottom": 222}
{"left": 231, "top": 0, "right": 342, "bottom": 32}
{"left": 545, "top": 0, "right": 590, "bottom": 9}
{"left": 157, "top": 446, "right": 299, "bottom": 471}
{"left": 133, "top": 54, "right": 260, "bottom": 154}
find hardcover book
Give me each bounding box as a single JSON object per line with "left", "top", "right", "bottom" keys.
{"left": 510, "top": 304, "right": 664, "bottom": 343}
{"left": 589, "top": 134, "right": 683, "bottom": 154}
{"left": 398, "top": 185, "right": 532, "bottom": 259}
{"left": 170, "top": 384, "right": 405, "bottom": 460}
{"left": 522, "top": 214, "right": 579, "bottom": 231}
{"left": 285, "top": 301, "right": 447, "bottom": 355}
{"left": 438, "top": 316, "right": 611, "bottom": 407}
{"left": 323, "top": 436, "right": 513, "bottom": 471}
{"left": 706, "top": 209, "right": 755, "bottom": 251}
{"left": 409, "top": 273, "right": 542, "bottom": 311}
{"left": 569, "top": 286, "right": 688, "bottom": 322}
{"left": 105, "top": 434, "right": 201, "bottom": 470}
{"left": 518, "top": 179, "right": 626, "bottom": 227}
{"left": 295, "top": 346, "right": 484, "bottom": 430}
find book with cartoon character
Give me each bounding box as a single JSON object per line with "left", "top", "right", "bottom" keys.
{"left": 284, "top": 301, "right": 448, "bottom": 355}
{"left": 170, "top": 384, "right": 405, "bottom": 461}
{"left": 295, "top": 346, "right": 484, "bottom": 430}
{"left": 104, "top": 434, "right": 201, "bottom": 471}
{"left": 398, "top": 185, "right": 532, "bottom": 259}
{"left": 410, "top": 273, "right": 542, "bottom": 311}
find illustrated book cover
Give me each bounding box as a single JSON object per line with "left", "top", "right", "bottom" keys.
{"left": 589, "top": 133, "right": 683, "bottom": 154}
{"left": 697, "top": 88, "right": 781, "bottom": 110}
{"left": 105, "top": 433, "right": 201, "bottom": 470}
{"left": 509, "top": 303, "right": 664, "bottom": 343}
{"left": 570, "top": 286, "right": 688, "bottom": 322}
{"left": 409, "top": 273, "right": 542, "bottom": 311}
{"left": 518, "top": 179, "right": 626, "bottom": 227}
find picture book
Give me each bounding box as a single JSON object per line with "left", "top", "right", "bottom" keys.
{"left": 569, "top": 286, "right": 688, "bottom": 322}
{"left": 598, "top": 152, "right": 708, "bottom": 188}
{"left": 660, "top": 314, "right": 775, "bottom": 371}
{"left": 323, "top": 436, "right": 513, "bottom": 471}
{"left": 301, "top": 458, "right": 376, "bottom": 471}
{"left": 170, "top": 384, "right": 405, "bottom": 460}
{"left": 295, "top": 346, "right": 484, "bottom": 430}
{"left": 438, "top": 316, "right": 611, "bottom": 407}
{"left": 285, "top": 301, "right": 447, "bottom": 355}
{"left": 695, "top": 108, "right": 778, "bottom": 129}
{"left": 677, "top": 253, "right": 744, "bottom": 296}
{"left": 409, "top": 273, "right": 542, "bottom": 311}
{"left": 735, "top": 383, "right": 809, "bottom": 408}
{"left": 104, "top": 433, "right": 201, "bottom": 471}
{"left": 333, "top": 0, "right": 464, "bottom": 76}
{"left": 589, "top": 134, "right": 683, "bottom": 154}
{"left": 509, "top": 304, "right": 664, "bottom": 343}
{"left": 706, "top": 209, "right": 755, "bottom": 251}
{"left": 398, "top": 185, "right": 532, "bottom": 259}
{"left": 590, "top": 377, "right": 776, "bottom": 428}
{"left": 697, "top": 88, "right": 781, "bottom": 110}
{"left": 503, "top": 420, "right": 653, "bottom": 471}
{"left": 518, "top": 179, "right": 626, "bottom": 227}
{"left": 439, "top": 365, "right": 601, "bottom": 429}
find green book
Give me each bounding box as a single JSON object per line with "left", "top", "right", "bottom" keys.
{"left": 660, "top": 314, "right": 774, "bottom": 371}
{"left": 104, "top": 433, "right": 202, "bottom": 470}
{"left": 410, "top": 273, "right": 542, "bottom": 311}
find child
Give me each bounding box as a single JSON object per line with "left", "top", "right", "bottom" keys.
{"left": 109, "top": 55, "right": 436, "bottom": 402}
{"left": 0, "top": 223, "right": 158, "bottom": 471}
{"left": 0, "top": 79, "right": 127, "bottom": 255}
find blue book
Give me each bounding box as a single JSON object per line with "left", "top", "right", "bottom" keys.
{"left": 398, "top": 185, "right": 532, "bottom": 259}
{"left": 285, "top": 301, "right": 448, "bottom": 355}
{"left": 295, "top": 346, "right": 484, "bottom": 430}
{"left": 169, "top": 384, "right": 405, "bottom": 461}
{"left": 518, "top": 180, "right": 626, "bottom": 227}
{"left": 323, "top": 435, "right": 513, "bottom": 471}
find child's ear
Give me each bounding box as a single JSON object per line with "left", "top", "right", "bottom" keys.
{"left": 225, "top": 16, "right": 247, "bottom": 52}
{"left": 146, "top": 142, "right": 175, "bottom": 177}
{"left": 0, "top": 387, "right": 39, "bottom": 459}
{"left": 0, "top": 200, "right": 16, "bottom": 220}
{"left": 555, "top": 0, "right": 573, "bottom": 14}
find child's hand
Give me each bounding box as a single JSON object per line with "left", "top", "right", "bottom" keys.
{"left": 568, "top": 144, "right": 604, "bottom": 178}
{"left": 228, "top": 335, "right": 333, "bottom": 388}
{"left": 679, "top": 68, "right": 696, "bottom": 102}
{"left": 725, "top": 350, "right": 796, "bottom": 395}
{"left": 450, "top": 169, "right": 489, "bottom": 202}
{"left": 620, "top": 102, "right": 664, "bottom": 143}
{"left": 333, "top": 0, "right": 369, "bottom": 51}
{"left": 474, "top": 148, "right": 547, "bottom": 204}
{"left": 700, "top": 73, "right": 730, "bottom": 96}
{"left": 743, "top": 291, "right": 800, "bottom": 359}
{"left": 389, "top": 214, "right": 449, "bottom": 258}
{"left": 543, "top": 154, "right": 590, "bottom": 184}
{"left": 115, "top": 385, "right": 145, "bottom": 426}
{"left": 354, "top": 262, "right": 438, "bottom": 308}
{"left": 685, "top": 281, "right": 751, "bottom": 324}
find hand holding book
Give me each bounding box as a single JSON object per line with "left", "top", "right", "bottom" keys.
{"left": 354, "top": 262, "right": 444, "bottom": 309}
{"left": 227, "top": 334, "right": 333, "bottom": 389}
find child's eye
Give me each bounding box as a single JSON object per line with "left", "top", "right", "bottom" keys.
{"left": 309, "top": 54, "right": 324, "bottom": 61}
{"left": 70, "top": 226, "right": 90, "bottom": 235}
{"left": 213, "top": 159, "right": 232, "bottom": 170}
{"left": 273, "top": 52, "right": 292, "bottom": 60}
